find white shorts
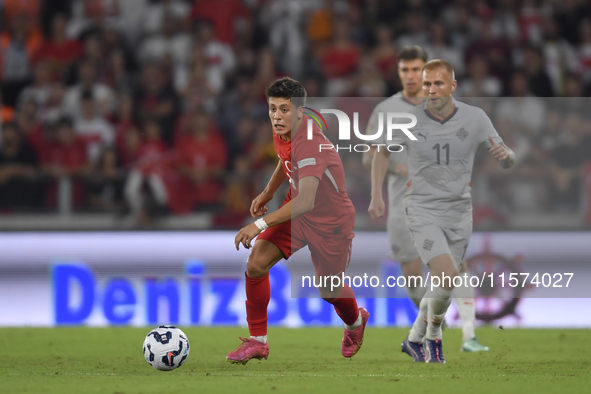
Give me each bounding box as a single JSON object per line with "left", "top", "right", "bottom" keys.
{"left": 387, "top": 213, "right": 420, "bottom": 263}
{"left": 408, "top": 220, "right": 472, "bottom": 269}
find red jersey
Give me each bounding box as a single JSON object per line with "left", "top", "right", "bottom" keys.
{"left": 273, "top": 116, "right": 355, "bottom": 235}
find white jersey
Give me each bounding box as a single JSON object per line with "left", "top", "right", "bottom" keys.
{"left": 389, "top": 99, "right": 504, "bottom": 229}
{"left": 366, "top": 92, "right": 420, "bottom": 216}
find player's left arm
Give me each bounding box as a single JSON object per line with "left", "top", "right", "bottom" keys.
{"left": 480, "top": 110, "right": 515, "bottom": 169}
{"left": 488, "top": 135, "right": 515, "bottom": 169}
{"left": 234, "top": 176, "right": 320, "bottom": 250}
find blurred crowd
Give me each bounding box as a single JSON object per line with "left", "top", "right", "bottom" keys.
{"left": 0, "top": 0, "right": 590, "bottom": 228}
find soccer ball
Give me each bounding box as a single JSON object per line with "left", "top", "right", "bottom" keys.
{"left": 142, "top": 325, "right": 190, "bottom": 371}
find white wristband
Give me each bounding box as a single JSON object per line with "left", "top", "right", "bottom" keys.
{"left": 254, "top": 218, "right": 269, "bottom": 231}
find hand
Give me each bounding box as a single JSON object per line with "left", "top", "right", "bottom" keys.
{"left": 488, "top": 136, "right": 508, "bottom": 161}
{"left": 234, "top": 223, "right": 261, "bottom": 251}
{"left": 250, "top": 190, "right": 273, "bottom": 218}
{"left": 368, "top": 197, "right": 386, "bottom": 219}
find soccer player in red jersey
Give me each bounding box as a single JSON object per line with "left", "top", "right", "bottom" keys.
{"left": 227, "top": 77, "right": 369, "bottom": 364}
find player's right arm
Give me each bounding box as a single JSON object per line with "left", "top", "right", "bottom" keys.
{"left": 250, "top": 159, "right": 286, "bottom": 218}
{"left": 368, "top": 148, "right": 390, "bottom": 219}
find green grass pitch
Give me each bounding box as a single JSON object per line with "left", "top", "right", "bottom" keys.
{"left": 1, "top": 327, "right": 589, "bottom": 393}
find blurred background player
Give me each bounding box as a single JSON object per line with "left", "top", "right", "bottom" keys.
{"left": 369, "top": 60, "right": 514, "bottom": 363}
{"left": 365, "top": 47, "right": 489, "bottom": 353}
{"left": 228, "top": 77, "right": 369, "bottom": 364}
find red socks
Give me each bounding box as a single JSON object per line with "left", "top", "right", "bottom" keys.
{"left": 328, "top": 284, "right": 360, "bottom": 326}
{"left": 245, "top": 274, "right": 360, "bottom": 333}
{"left": 245, "top": 272, "right": 270, "bottom": 336}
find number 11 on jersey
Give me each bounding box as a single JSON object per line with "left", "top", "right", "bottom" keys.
{"left": 433, "top": 143, "right": 450, "bottom": 165}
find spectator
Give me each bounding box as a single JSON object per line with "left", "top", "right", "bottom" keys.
{"left": 496, "top": 70, "right": 545, "bottom": 135}
{"left": 523, "top": 46, "right": 555, "bottom": 97}
{"left": 0, "top": 122, "right": 41, "bottom": 209}
{"left": 465, "top": 19, "right": 512, "bottom": 92}
{"left": 424, "top": 20, "right": 465, "bottom": 78}
{"left": 260, "top": 0, "right": 315, "bottom": 80}
{"left": 193, "top": 21, "right": 235, "bottom": 94}
{"left": 139, "top": 14, "right": 192, "bottom": 73}
{"left": 62, "top": 59, "right": 115, "bottom": 118}
{"left": 490, "top": 0, "right": 520, "bottom": 43}
{"left": 447, "top": 5, "right": 476, "bottom": 52}
{"left": 216, "top": 154, "right": 256, "bottom": 227}
{"left": 228, "top": 116, "right": 256, "bottom": 160}
{"left": 74, "top": 89, "right": 115, "bottom": 163}
{"left": 519, "top": 0, "right": 544, "bottom": 46}
{"left": 175, "top": 110, "right": 227, "bottom": 213}
{"left": 17, "top": 61, "right": 64, "bottom": 121}
{"left": 252, "top": 47, "right": 281, "bottom": 102}
{"left": 548, "top": 112, "right": 591, "bottom": 212}
{"left": 2, "top": 0, "right": 42, "bottom": 33}
{"left": 33, "top": 14, "right": 84, "bottom": 78}
{"left": 85, "top": 146, "right": 125, "bottom": 212}
{"left": 397, "top": 11, "right": 429, "bottom": 50}
{"left": 80, "top": 33, "right": 107, "bottom": 77}
{"left": 144, "top": 0, "right": 191, "bottom": 36}
{"left": 180, "top": 49, "right": 217, "bottom": 114}
{"left": 354, "top": 55, "right": 386, "bottom": 97}
{"left": 540, "top": 17, "right": 579, "bottom": 95}
{"left": 105, "top": 0, "right": 150, "bottom": 45}
{"left": 67, "top": 0, "right": 108, "bottom": 39}
{"left": 456, "top": 55, "right": 502, "bottom": 97}
{"left": 40, "top": 117, "right": 91, "bottom": 208}
{"left": 123, "top": 119, "right": 171, "bottom": 225}
{"left": 578, "top": 19, "right": 591, "bottom": 83}
{"left": 135, "top": 62, "right": 179, "bottom": 146}
{"left": 0, "top": 13, "right": 42, "bottom": 106}
{"left": 15, "top": 97, "right": 43, "bottom": 153}
{"left": 104, "top": 47, "right": 135, "bottom": 94}
{"left": 189, "top": 0, "right": 251, "bottom": 45}
{"left": 555, "top": 0, "right": 590, "bottom": 46}
{"left": 112, "top": 93, "right": 137, "bottom": 161}
{"left": 320, "top": 19, "right": 361, "bottom": 96}
{"left": 371, "top": 25, "right": 397, "bottom": 82}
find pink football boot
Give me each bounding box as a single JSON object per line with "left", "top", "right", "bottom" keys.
{"left": 341, "top": 308, "right": 370, "bottom": 358}
{"left": 226, "top": 337, "right": 269, "bottom": 365}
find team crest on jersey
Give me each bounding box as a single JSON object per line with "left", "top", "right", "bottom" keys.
{"left": 423, "top": 238, "right": 434, "bottom": 251}
{"left": 456, "top": 128, "right": 469, "bottom": 141}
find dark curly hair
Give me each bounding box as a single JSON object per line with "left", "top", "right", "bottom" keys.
{"left": 265, "top": 77, "right": 307, "bottom": 108}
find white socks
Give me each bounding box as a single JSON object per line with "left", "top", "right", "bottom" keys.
{"left": 408, "top": 286, "right": 452, "bottom": 342}
{"left": 250, "top": 335, "right": 267, "bottom": 344}
{"left": 408, "top": 296, "right": 429, "bottom": 342}
{"left": 406, "top": 285, "right": 427, "bottom": 309}
{"left": 345, "top": 311, "right": 362, "bottom": 331}
{"left": 454, "top": 283, "right": 476, "bottom": 341}
{"left": 426, "top": 286, "right": 452, "bottom": 341}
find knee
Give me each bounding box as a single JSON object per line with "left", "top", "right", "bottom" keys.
{"left": 246, "top": 253, "right": 270, "bottom": 278}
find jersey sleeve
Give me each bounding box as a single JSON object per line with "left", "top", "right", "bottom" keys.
{"left": 478, "top": 108, "right": 504, "bottom": 148}
{"left": 293, "top": 133, "right": 328, "bottom": 180}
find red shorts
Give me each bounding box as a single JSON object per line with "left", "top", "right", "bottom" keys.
{"left": 256, "top": 217, "right": 354, "bottom": 277}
